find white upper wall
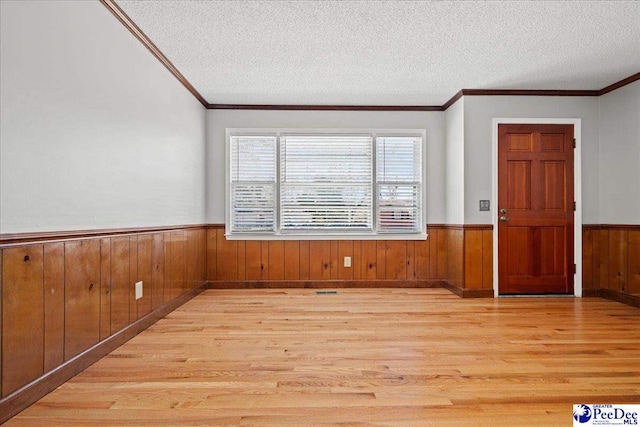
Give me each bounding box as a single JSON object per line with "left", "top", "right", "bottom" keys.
{"left": 206, "top": 110, "right": 446, "bottom": 224}
{"left": 0, "top": 0, "right": 206, "bottom": 233}
{"left": 598, "top": 80, "right": 640, "bottom": 224}
{"left": 444, "top": 98, "right": 465, "bottom": 224}
{"left": 463, "top": 96, "right": 600, "bottom": 224}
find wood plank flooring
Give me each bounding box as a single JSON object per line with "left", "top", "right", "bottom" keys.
{"left": 5, "top": 289, "right": 640, "bottom": 426}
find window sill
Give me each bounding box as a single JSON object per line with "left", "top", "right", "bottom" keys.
{"left": 224, "top": 232, "right": 428, "bottom": 241}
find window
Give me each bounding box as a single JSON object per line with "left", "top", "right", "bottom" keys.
{"left": 227, "top": 129, "right": 425, "bottom": 239}
{"left": 229, "top": 135, "right": 276, "bottom": 233}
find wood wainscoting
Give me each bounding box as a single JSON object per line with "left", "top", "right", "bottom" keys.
{"left": 205, "top": 224, "right": 494, "bottom": 298}
{"left": 583, "top": 224, "right": 640, "bottom": 307}
{"left": 0, "top": 226, "right": 207, "bottom": 423}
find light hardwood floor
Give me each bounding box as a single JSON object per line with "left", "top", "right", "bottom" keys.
{"left": 6, "top": 289, "right": 640, "bottom": 426}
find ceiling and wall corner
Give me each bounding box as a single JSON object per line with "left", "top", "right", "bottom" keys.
{"left": 112, "top": 0, "right": 640, "bottom": 108}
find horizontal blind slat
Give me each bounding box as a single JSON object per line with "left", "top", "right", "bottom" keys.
{"left": 377, "top": 136, "right": 422, "bottom": 232}
{"left": 230, "top": 136, "right": 277, "bottom": 233}
{"left": 281, "top": 135, "right": 373, "bottom": 230}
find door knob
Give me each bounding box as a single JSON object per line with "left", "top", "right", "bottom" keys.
{"left": 500, "top": 216, "right": 509, "bottom": 222}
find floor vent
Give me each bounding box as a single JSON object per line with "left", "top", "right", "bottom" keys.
{"left": 316, "top": 290, "right": 338, "bottom": 295}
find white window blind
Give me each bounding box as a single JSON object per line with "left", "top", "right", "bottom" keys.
{"left": 376, "top": 136, "right": 422, "bottom": 232}
{"left": 280, "top": 135, "right": 373, "bottom": 231}
{"left": 230, "top": 136, "right": 276, "bottom": 233}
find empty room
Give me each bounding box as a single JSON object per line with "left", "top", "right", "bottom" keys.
{"left": 1, "top": 0, "right": 639, "bottom": 425}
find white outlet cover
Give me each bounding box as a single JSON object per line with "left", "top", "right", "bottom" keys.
{"left": 135, "top": 281, "right": 143, "bottom": 300}
{"left": 344, "top": 256, "right": 351, "bottom": 267}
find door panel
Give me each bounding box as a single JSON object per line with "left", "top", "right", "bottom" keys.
{"left": 498, "top": 124, "right": 574, "bottom": 294}
{"left": 507, "top": 161, "right": 531, "bottom": 210}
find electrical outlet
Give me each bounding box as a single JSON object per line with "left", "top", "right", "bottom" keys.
{"left": 135, "top": 281, "right": 143, "bottom": 300}
{"left": 344, "top": 256, "right": 351, "bottom": 267}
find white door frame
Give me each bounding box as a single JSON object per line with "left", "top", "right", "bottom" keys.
{"left": 491, "top": 118, "right": 582, "bottom": 297}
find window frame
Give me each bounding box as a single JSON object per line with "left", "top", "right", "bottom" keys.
{"left": 225, "top": 128, "right": 427, "bottom": 240}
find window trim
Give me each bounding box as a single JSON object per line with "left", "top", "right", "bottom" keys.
{"left": 225, "top": 128, "right": 427, "bottom": 240}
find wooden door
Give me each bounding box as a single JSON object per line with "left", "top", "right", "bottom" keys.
{"left": 498, "top": 124, "right": 574, "bottom": 294}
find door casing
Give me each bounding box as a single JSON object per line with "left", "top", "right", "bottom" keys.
{"left": 492, "top": 118, "right": 582, "bottom": 297}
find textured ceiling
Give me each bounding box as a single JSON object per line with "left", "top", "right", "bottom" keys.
{"left": 116, "top": 0, "right": 640, "bottom": 106}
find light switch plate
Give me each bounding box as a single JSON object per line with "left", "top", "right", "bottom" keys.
{"left": 479, "top": 200, "right": 490, "bottom": 211}
{"left": 344, "top": 256, "right": 351, "bottom": 267}
{"left": 135, "top": 281, "right": 143, "bottom": 300}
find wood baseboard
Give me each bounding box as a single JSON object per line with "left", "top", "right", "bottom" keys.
{"left": 0, "top": 282, "right": 208, "bottom": 424}
{"left": 442, "top": 281, "right": 494, "bottom": 298}
{"left": 598, "top": 289, "right": 640, "bottom": 308}
{"left": 207, "top": 280, "right": 446, "bottom": 289}
{"left": 582, "top": 289, "right": 602, "bottom": 297}
{"left": 208, "top": 280, "right": 494, "bottom": 298}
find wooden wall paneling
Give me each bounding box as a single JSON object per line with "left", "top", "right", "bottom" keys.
{"left": 406, "top": 241, "right": 416, "bottom": 281}
{"left": 185, "top": 230, "right": 202, "bottom": 291}
{"left": 352, "top": 241, "right": 362, "bottom": 280}
{"left": 464, "top": 230, "right": 483, "bottom": 290}
{"left": 482, "top": 229, "right": 494, "bottom": 289}
{"left": 64, "top": 239, "right": 101, "bottom": 361}
{"left": 0, "top": 250, "right": 2, "bottom": 398}
{"left": 628, "top": 231, "right": 640, "bottom": 294}
{"left": 436, "top": 228, "right": 448, "bottom": 280}
{"left": 582, "top": 229, "right": 594, "bottom": 290}
{"left": 215, "top": 229, "right": 238, "bottom": 281}
{"left": 151, "top": 233, "right": 164, "bottom": 310}
{"left": 163, "top": 233, "right": 171, "bottom": 303}
{"left": 137, "top": 235, "right": 153, "bottom": 319}
{"left": 170, "top": 231, "right": 186, "bottom": 298}
{"left": 197, "top": 229, "right": 207, "bottom": 284}
{"left": 309, "top": 241, "right": 331, "bottom": 280}
{"left": 376, "top": 241, "right": 387, "bottom": 280}
{"left": 260, "top": 241, "right": 269, "bottom": 280}
{"left": 299, "top": 241, "right": 310, "bottom": 280}
{"left": 244, "top": 241, "right": 262, "bottom": 280}
{"left": 591, "top": 229, "right": 602, "bottom": 289}
{"left": 598, "top": 229, "right": 610, "bottom": 289}
{"left": 360, "top": 241, "right": 377, "bottom": 279}
{"left": 185, "top": 231, "right": 196, "bottom": 290}
{"left": 235, "top": 240, "right": 245, "bottom": 281}
{"left": 427, "top": 230, "right": 438, "bottom": 280}
{"left": 329, "top": 240, "right": 340, "bottom": 280}
{"left": 284, "top": 241, "right": 300, "bottom": 280}
{"left": 234, "top": 240, "right": 244, "bottom": 281}
{"left": 206, "top": 229, "right": 217, "bottom": 282}
{"left": 1, "top": 245, "right": 44, "bottom": 397}
{"left": 414, "top": 238, "right": 430, "bottom": 280}
{"left": 330, "top": 240, "right": 344, "bottom": 280}
{"left": 448, "top": 229, "right": 464, "bottom": 288}
{"left": 337, "top": 241, "right": 354, "bottom": 280}
{"left": 268, "top": 241, "right": 285, "bottom": 280}
{"left": 99, "top": 238, "right": 111, "bottom": 340}
{"left": 110, "top": 237, "right": 130, "bottom": 333}
{"left": 385, "top": 241, "right": 407, "bottom": 280}
{"left": 608, "top": 230, "right": 628, "bottom": 292}
{"left": 43, "top": 242, "right": 65, "bottom": 372}
{"left": 129, "top": 236, "right": 138, "bottom": 321}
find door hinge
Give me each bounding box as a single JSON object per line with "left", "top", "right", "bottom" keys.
{"left": 573, "top": 201, "right": 576, "bottom": 211}
{"left": 574, "top": 263, "right": 577, "bottom": 274}
{"left": 573, "top": 138, "right": 576, "bottom": 148}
